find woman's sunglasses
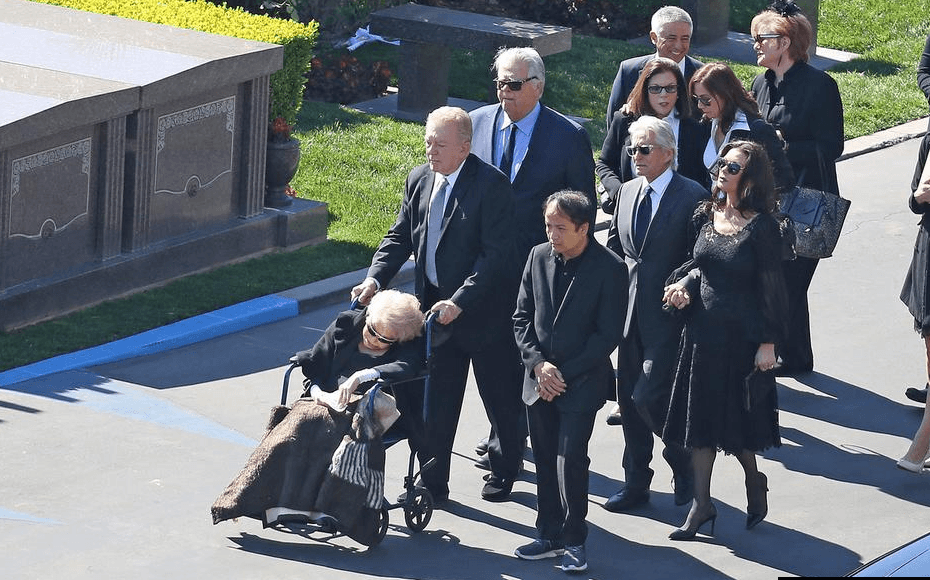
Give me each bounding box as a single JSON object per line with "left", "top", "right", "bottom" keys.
{"left": 366, "top": 322, "right": 396, "bottom": 345}
{"left": 693, "top": 95, "right": 713, "bottom": 107}
{"left": 711, "top": 159, "right": 744, "bottom": 176}
{"left": 647, "top": 84, "right": 678, "bottom": 95}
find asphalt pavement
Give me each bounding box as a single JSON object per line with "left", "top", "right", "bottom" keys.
{"left": 2, "top": 119, "right": 930, "bottom": 579}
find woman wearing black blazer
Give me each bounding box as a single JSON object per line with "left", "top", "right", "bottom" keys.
{"left": 749, "top": 1, "right": 844, "bottom": 374}
{"left": 597, "top": 57, "right": 710, "bottom": 215}
{"left": 689, "top": 62, "right": 795, "bottom": 194}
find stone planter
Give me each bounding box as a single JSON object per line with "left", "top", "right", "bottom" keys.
{"left": 265, "top": 137, "right": 301, "bottom": 208}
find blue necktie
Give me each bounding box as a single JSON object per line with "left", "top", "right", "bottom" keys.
{"left": 634, "top": 186, "right": 653, "bottom": 250}
{"left": 499, "top": 124, "right": 517, "bottom": 180}
{"left": 425, "top": 178, "right": 449, "bottom": 286}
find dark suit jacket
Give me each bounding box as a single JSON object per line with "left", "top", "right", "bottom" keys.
{"left": 606, "top": 53, "right": 703, "bottom": 127}
{"left": 295, "top": 308, "right": 423, "bottom": 392}
{"left": 606, "top": 172, "right": 707, "bottom": 346}
{"left": 366, "top": 154, "right": 516, "bottom": 345}
{"left": 513, "top": 241, "right": 628, "bottom": 412}
{"left": 470, "top": 104, "right": 596, "bottom": 258}
{"left": 596, "top": 112, "right": 711, "bottom": 201}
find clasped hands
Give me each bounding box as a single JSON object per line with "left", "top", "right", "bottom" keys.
{"left": 312, "top": 369, "right": 369, "bottom": 411}
{"left": 662, "top": 282, "right": 691, "bottom": 310}
{"left": 534, "top": 361, "right": 566, "bottom": 402}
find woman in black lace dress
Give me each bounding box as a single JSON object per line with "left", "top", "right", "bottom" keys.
{"left": 661, "top": 140, "right": 788, "bottom": 540}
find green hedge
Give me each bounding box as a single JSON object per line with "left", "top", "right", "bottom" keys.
{"left": 30, "top": 0, "right": 319, "bottom": 126}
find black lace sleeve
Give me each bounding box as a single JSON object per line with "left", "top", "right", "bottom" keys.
{"left": 666, "top": 202, "right": 711, "bottom": 287}
{"left": 750, "top": 214, "right": 789, "bottom": 344}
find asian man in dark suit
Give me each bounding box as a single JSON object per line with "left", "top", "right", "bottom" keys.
{"left": 352, "top": 106, "right": 525, "bottom": 503}
{"left": 605, "top": 6, "right": 702, "bottom": 128}
{"left": 513, "top": 191, "right": 627, "bottom": 573}
{"left": 604, "top": 116, "right": 707, "bottom": 512}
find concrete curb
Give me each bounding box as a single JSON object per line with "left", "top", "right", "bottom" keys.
{"left": 0, "top": 263, "right": 415, "bottom": 386}
{"left": 2, "top": 118, "right": 925, "bottom": 386}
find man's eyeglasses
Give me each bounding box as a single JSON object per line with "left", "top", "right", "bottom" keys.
{"left": 494, "top": 76, "right": 538, "bottom": 91}
{"left": 647, "top": 84, "right": 678, "bottom": 95}
{"left": 693, "top": 95, "right": 713, "bottom": 107}
{"left": 710, "top": 159, "right": 744, "bottom": 176}
{"left": 626, "top": 144, "right": 657, "bottom": 156}
{"left": 366, "top": 322, "right": 397, "bottom": 345}
{"left": 753, "top": 33, "right": 782, "bottom": 44}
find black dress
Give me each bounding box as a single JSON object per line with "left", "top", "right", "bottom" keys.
{"left": 900, "top": 129, "right": 930, "bottom": 334}
{"left": 663, "top": 208, "right": 788, "bottom": 454}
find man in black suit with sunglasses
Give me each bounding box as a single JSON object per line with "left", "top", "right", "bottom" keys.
{"left": 604, "top": 115, "right": 707, "bottom": 512}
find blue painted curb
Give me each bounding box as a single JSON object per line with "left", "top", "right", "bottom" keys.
{"left": 0, "top": 294, "right": 299, "bottom": 387}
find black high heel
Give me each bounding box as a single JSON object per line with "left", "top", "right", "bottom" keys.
{"left": 746, "top": 471, "right": 768, "bottom": 530}
{"left": 669, "top": 502, "right": 717, "bottom": 541}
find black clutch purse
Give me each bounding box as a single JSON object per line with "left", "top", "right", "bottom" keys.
{"left": 744, "top": 368, "right": 775, "bottom": 411}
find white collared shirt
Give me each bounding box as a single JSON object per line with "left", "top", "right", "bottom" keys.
{"left": 636, "top": 166, "right": 675, "bottom": 222}
{"left": 703, "top": 109, "right": 751, "bottom": 169}
{"left": 432, "top": 161, "right": 464, "bottom": 217}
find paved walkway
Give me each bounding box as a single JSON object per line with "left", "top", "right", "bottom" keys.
{"left": 2, "top": 121, "right": 930, "bottom": 579}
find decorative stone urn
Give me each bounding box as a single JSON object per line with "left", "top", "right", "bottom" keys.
{"left": 265, "top": 136, "right": 300, "bottom": 208}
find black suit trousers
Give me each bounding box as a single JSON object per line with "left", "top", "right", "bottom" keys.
{"left": 618, "top": 317, "right": 690, "bottom": 491}
{"left": 527, "top": 400, "right": 597, "bottom": 547}
{"left": 417, "top": 320, "right": 525, "bottom": 494}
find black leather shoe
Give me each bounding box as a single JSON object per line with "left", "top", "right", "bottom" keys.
{"left": 906, "top": 384, "right": 929, "bottom": 404}
{"left": 603, "top": 487, "right": 649, "bottom": 512}
{"left": 481, "top": 475, "right": 513, "bottom": 501}
{"left": 605, "top": 403, "right": 623, "bottom": 426}
{"left": 672, "top": 472, "right": 694, "bottom": 506}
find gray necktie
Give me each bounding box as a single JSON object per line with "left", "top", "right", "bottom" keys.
{"left": 425, "top": 177, "right": 449, "bottom": 286}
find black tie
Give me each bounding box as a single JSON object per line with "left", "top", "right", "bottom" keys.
{"left": 499, "top": 124, "right": 517, "bottom": 179}
{"left": 634, "top": 186, "right": 652, "bottom": 250}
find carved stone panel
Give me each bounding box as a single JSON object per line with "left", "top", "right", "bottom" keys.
{"left": 150, "top": 94, "right": 238, "bottom": 241}
{"left": 4, "top": 130, "right": 97, "bottom": 290}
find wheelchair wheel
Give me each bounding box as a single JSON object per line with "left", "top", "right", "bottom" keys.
{"left": 403, "top": 488, "right": 433, "bottom": 532}
{"left": 373, "top": 506, "right": 389, "bottom": 545}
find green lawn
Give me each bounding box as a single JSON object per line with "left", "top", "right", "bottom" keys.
{"left": 2, "top": 0, "right": 929, "bottom": 372}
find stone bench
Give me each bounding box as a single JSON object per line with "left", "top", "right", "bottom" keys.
{"left": 368, "top": 3, "right": 571, "bottom": 120}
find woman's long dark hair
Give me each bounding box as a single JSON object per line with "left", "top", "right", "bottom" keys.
{"left": 690, "top": 63, "right": 760, "bottom": 132}
{"left": 710, "top": 140, "right": 777, "bottom": 217}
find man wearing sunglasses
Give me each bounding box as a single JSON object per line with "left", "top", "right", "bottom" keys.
{"left": 352, "top": 106, "right": 525, "bottom": 504}
{"left": 470, "top": 47, "right": 596, "bottom": 262}
{"left": 604, "top": 116, "right": 707, "bottom": 513}
{"left": 605, "top": 6, "right": 703, "bottom": 128}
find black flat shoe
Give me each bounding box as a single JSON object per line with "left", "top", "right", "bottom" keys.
{"left": 906, "top": 384, "right": 929, "bottom": 404}
{"left": 603, "top": 487, "right": 649, "bottom": 512}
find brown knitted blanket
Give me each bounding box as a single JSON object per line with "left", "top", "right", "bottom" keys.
{"left": 211, "top": 397, "right": 388, "bottom": 546}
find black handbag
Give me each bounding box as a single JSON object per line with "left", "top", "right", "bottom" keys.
{"left": 777, "top": 145, "right": 850, "bottom": 259}
{"left": 778, "top": 186, "right": 850, "bottom": 259}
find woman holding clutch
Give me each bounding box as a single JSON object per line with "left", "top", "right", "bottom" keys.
{"left": 661, "top": 140, "right": 788, "bottom": 539}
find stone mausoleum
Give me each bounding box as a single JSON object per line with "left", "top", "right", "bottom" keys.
{"left": 0, "top": 0, "right": 325, "bottom": 331}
